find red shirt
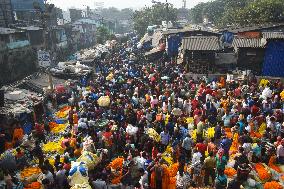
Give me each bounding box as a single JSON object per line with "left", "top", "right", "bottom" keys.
{"left": 191, "top": 99, "right": 199, "bottom": 111}
{"left": 251, "top": 105, "right": 260, "bottom": 115}
{"left": 196, "top": 143, "right": 207, "bottom": 154}
{"left": 205, "top": 88, "right": 213, "bottom": 95}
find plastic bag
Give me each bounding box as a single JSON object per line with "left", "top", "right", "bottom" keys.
{"left": 97, "top": 96, "right": 110, "bottom": 107}
{"left": 261, "top": 87, "right": 272, "bottom": 100}
{"left": 126, "top": 124, "right": 138, "bottom": 136}
{"left": 69, "top": 162, "right": 89, "bottom": 186}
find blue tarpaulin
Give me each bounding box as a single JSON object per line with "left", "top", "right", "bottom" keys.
{"left": 262, "top": 41, "right": 284, "bottom": 77}
{"left": 23, "top": 122, "right": 32, "bottom": 135}
{"left": 167, "top": 33, "right": 183, "bottom": 57}
{"left": 221, "top": 31, "right": 234, "bottom": 44}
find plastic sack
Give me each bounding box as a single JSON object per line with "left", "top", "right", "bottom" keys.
{"left": 126, "top": 124, "right": 138, "bottom": 136}
{"left": 77, "top": 151, "right": 101, "bottom": 170}
{"left": 147, "top": 128, "right": 161, "bottom": 142}
{"left": 261, "top": 87, "right": 272, "bottom": 100}
{"left": 69, "top": 162, "right": 89, "bottom": 186}
{"left": 97, "top": 96, "right": 110, "bottom": 107}
{"left": 70, "top": 183, "right": 92, "bottom": 189}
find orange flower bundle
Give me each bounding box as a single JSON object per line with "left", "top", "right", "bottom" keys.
{"left": 107, "top": 157, "right": 124, "bottom": 170}
{"left": 20, "top": 167, "right": 41, "bottom": 179}
{"left": 250, "top": 132, "right": 262, "bottom": 138}
{"left": 224, "top": 167, "right": 237, "bottom": 178}
{"left": 269, "top": 156, "right": 282, "bottom": 173}
{"left": 168, "top": 163, "right": 179, "bottom": 177}
{"left": 24, "top": 182, "right": 41, "bottom": 189}
{"left": 225, "top": 131, "right": 233, "bottom": 138}
{"left": 224, "top": 128, "right": 231, "bottom": 132}
{"left": 111, "top": 173, "right": 123, "bottom": 184}
{"left": 254, "top": 163, "right": 271, "bottom": 181}
{"left": 264, "top": 181, "right": 283, "bottom": 189}
{"left": 49, "top": 122, "right": 57, "bottom": 129}
{"left": 107, "top": 157, "right": 124, "bottom": 185}
{"left": 60, "top": 106, "right": 71, "bottom": 112}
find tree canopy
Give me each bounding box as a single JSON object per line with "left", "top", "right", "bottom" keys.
{"left": 132, "top": 3, "right": 178, "bottom": 36}
{"left": 189, "top": 0, "right": 284, "bottom": 27}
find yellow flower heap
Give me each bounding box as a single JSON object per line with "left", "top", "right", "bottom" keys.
{"left": 207, "top": 127, "right": 215, "bottom": 138}
{"left": 55, "top": 106, "right": 71, "bottom": 118}
{"left": 147, "top": 128, "right": 161, "bottom": 142}
{"left": 162, "top": 146, "right": 174, "bottom": 165}
{"left": 43, "top": 138, "right": 64, "bottom": 154}
{"left": 191, "top": 129, "right": 197, "bottom": 142}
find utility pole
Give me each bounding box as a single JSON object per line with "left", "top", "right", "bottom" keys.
{"left": 166, "top": 0, "right": 168, "bottom": 30}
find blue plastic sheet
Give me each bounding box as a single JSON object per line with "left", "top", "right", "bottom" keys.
{"left": 167, "top": 33, "right": 183, "bottom": 56}
{"left": 55, "top": 119, "right": 66, "bottom": 124}
{"left": 23, "top": 122, "right": 32, "bottom": 135}
{"left": 262, "top": 41, "right": 284, "bottom": 77}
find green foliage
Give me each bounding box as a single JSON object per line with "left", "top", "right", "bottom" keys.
{"left": 189, "top": 0, "right": 284, "bottom": 27}
{"left": 96, "top": 26, "right": 111, "bottom": 44}
{"left": 99, "top": 7, "right": 134, "bottom": 34}
{"left": 132, "top": 3, "right": 178, "bottom": 36}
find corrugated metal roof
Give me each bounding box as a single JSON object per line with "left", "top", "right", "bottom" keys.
{"left": 181, "top": 36, "right": 220, "bottom": 51}
{"left": 232, "top": 37, "right": 266, "bottom": 48}
{"left": 163, "top": 28, "right": 220, "bottom": 36}
{"left": 262, "top": 32, "right": 284, "bottom": 39}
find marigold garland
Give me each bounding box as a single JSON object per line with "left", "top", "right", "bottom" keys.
{"left": 269, "top": 156, "right": 282, "bottom": 173}
{"left": 107, "top": 157, "right": 124, "bottom": 184}
{"left": 224, "top": 167, "right": 237, "bottom": 178}
{"left": 20, "top": 167, "right": 41, "bottom": 179}
{"left": 255, "top": 163, "right": 271, "bottom": 181}
{"left": 264, "top": 181, "right": 283, "bottom": 189}
{"left": 24, "top": 182, "right": 41, "bottom": 189}
{"left": 107, "top": 157, "right": 124, "bottom": 169}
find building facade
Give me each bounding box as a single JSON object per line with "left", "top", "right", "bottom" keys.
{"left": 0, "top": 0, "right": 13, "bottom": 27}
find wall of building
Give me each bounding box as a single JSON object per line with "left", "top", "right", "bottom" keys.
{"left": 0, "top": 47, "right": 37, "bottom": 85}
{"left": 237, "top": 48, "right": 265, "bottom": 74}
{"left": 0, "top": 0, "right": 13, "bottom": 27}
{"left": 184, "top": 50, "right": 216, "bottom": 74}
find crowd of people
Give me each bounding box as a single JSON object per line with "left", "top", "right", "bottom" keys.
{"left": 0, "top": 41, "right": 283, "bottom": 189}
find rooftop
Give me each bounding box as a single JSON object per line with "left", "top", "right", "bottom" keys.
{"left": 232, "top": 37, "right": 266, "bottom": 48}
{"left": 73, "top": 18, "right": 99, "bottom": 25}
{"left": 181, "top": 36, "right": 220, "bottom": 51}
{"left": 18, "top": 26, "right": 42, "bottom": 31}
{"left": 162, "top": 28, "right": 220, "bottom": 36}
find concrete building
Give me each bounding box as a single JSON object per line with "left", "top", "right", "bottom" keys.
{"left": 0, "top": 0, "right": 13, "bottom": 27}
{"left": 69, "top": 9, "right": 82, "bottom": 22}
{"left": 0, "top": 27, "right": 37, "bottom": 84}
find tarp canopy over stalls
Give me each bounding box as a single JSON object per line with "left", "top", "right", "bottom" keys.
{"left": 262, "top": 41, "right": 284, "bottom": 77}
